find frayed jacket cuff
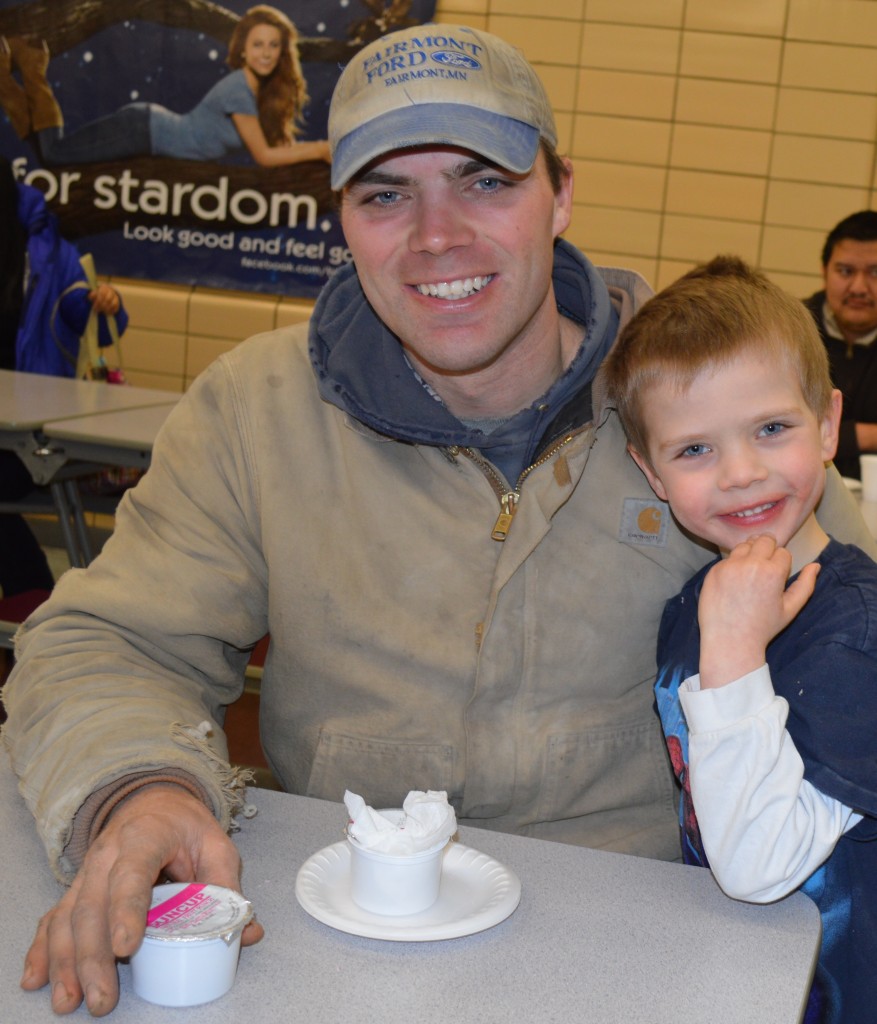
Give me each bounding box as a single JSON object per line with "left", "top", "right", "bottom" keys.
{"left": 61, "top": 770, "right": 210, "bottom": 879}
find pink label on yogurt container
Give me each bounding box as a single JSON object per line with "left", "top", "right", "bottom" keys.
{"left": 147, "top": 884, "right": 212, "bottom": 929}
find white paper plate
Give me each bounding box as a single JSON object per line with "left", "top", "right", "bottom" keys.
{"left": 295, "top": 840, "right": 521, "bottom": 941}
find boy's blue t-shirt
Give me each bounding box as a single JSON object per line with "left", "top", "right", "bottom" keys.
{"left": 656, "top": 538, "right": 877, "bottom": 1024}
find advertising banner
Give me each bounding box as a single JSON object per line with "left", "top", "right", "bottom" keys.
{"left": 0, "top": 0, "right": 437, "bottom": 297}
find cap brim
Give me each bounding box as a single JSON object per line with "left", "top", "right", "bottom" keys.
{"left": 330, "top": 104, "right": 541, "bottom": 189}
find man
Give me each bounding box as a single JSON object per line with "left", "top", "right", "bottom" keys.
{"left": 804, "top": 209, "right": 877, "bottom": 478}
{"left": 3, "top": 24, "right": 874, "bottom": 1017}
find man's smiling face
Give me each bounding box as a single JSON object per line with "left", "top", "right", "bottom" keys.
{"left": 340, "top": 145, "right": 573, "bottom": 418}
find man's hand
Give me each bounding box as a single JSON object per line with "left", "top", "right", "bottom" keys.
{"left": 20, "top": 784, "right": 264, "bottom": 1017}
{"left": 698, "top": 534, "right": 819, "bottom": 689}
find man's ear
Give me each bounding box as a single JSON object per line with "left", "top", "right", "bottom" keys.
{"left": 628, "top": 444, "right": 669, "bottom": 502}
{"left": 551, "top": 157, "right": 574, "bottom": 239}
{"left": 821, "top": 388, "right": 843, "bottom": 463}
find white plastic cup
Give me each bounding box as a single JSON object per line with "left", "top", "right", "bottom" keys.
{"left": 861, "top": 455, "right": 877, "bottom": 502}
{"left": 130, "top": 883, "right": 252, "bottom": 1007}
{"left": 347, "top": 809, "right": 448, "bottom": 916}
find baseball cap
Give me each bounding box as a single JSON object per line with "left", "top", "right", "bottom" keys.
{"left": 328, "top": 23, "right": 557, "bottom": 190}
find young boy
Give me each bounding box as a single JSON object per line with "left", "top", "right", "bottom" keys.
{"left": 603, "top": 255, "right": 877, "bottom": 1024}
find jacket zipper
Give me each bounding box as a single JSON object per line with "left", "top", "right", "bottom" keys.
{"left": 449, "top": 431, "right": 579, "bottom": 541}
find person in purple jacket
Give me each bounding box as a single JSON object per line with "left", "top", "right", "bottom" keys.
{"left": 0, "top": 156, "right": 127, "bottom": 597}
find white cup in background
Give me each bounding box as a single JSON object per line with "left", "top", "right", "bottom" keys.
{"left": 860, "top": 455, "right": 877, "bottom": 502}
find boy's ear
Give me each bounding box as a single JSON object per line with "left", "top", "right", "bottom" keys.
{"left": 627, "top": 444, "right": 669, "bottom": 502}
{"left": 820, "top": 389, "right": 843, "bottom": 463}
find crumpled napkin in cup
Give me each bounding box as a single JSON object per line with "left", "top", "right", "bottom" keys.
{"left": 344, "top": 789, "right": 457, "bottom": 854}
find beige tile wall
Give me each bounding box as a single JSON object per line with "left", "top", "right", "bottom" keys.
{"left": 109, "top": 0, "right": 877, "bottom": 391}
{"left": 106, "top": 278, "right": 315, "bottom": 392}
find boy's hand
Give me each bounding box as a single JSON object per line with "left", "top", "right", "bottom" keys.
{"left": 87, "top": 284, "right": 121, "bottom": 317}
{"left": 698, "top": 534, "right": 819, "bottom": 689}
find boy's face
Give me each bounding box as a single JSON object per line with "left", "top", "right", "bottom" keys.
{"left": 630, "top": 347, "right": 841, "bottom": 561}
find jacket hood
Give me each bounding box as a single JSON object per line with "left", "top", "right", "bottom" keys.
{"left": 309, "top": 239, "right": 635, "bottom": 478}
{"left": 17, "top": 181, "right": 50, "bottom": 236}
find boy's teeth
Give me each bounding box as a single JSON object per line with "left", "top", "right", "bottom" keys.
{"left": 731, "top": 503, "right": 774, "bottom": 518}
{"left": 416, "top": 275, "right": 492, "bottom": 299}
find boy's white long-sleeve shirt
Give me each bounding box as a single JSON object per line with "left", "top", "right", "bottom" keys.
{"left": 680, "top": 666, "right": 863, "bottom": 903}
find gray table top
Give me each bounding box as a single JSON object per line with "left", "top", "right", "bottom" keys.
{"left": 42, "top": 405, "right": 177, "bottom": 451}
{"left": 0, "top": 370, "right": 179, "bottom": 483}
{"left": 0, "top": 368, "right": 179, "bottom": 430}
{"left": 0, "top": 756, "right": 820, "bottom": 1022}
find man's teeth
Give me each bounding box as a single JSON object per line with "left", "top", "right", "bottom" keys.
{"left": 415, "top": 275, "right": 492, "bottom": 299}
{"left": 730, "top": 503, "right": 775, "bottom": 518}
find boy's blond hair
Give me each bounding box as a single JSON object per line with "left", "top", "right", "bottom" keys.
{"left": 604, "top": 255, "right": 834, "bottom": 462}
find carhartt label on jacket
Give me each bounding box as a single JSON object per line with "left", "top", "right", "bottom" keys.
{"left": 619, "top": 498, "right": 670, "bottom": 547}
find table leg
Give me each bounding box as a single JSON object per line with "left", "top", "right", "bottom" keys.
{"left": 49, "top": 479, "right": 94, "bottom": 567}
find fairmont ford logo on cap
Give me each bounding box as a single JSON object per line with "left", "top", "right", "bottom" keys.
{"left": 362, "top": 38, "right": 483, "bottom": 84}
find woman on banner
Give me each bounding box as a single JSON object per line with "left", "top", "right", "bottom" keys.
{"left": 0, "top": 6, "right": 331, "bottom": 167}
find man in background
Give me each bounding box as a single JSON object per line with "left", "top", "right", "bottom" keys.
{"left": 804, "top": 209, "right": 877, "bottom": 478}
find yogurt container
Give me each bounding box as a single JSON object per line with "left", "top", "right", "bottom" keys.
{"left": 130, "top": 883, "right": 253, "bottom": 1007}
